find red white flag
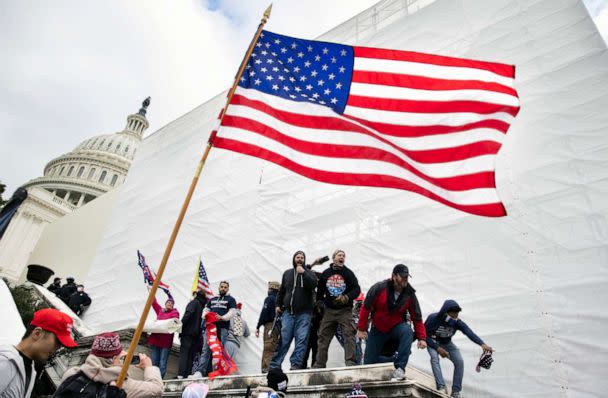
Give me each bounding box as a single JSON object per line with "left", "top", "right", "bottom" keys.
{"left": 214, "top": 30, "right": 520, "bottom": 217}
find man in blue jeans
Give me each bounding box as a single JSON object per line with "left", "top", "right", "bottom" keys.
{"left": 270, "top": 250, "right": 318, "bottom": 370}
{"left": 356, "top": 264, "right": 427, "bottom": 381}
{"left": 425, "top": 299, "right": 493, "bottom": 398}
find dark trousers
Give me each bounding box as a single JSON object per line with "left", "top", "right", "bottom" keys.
{"left": 315, "top": 307, "right": 357, "bottom": 367}
{"left": 303, "top": 310, "right": 322, "bottom": 368}
{"left": 261, "top": 321, "right": 280, "bottom": 372}
{"left": 178, "top": 335, "right": 197, "bottom": 377}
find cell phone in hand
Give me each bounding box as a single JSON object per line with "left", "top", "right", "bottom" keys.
{"left": 320, "top": 255, "right": 330, "bottom": 263}
{"left": 121, "top": 354, "right": 141, "bottom": 365}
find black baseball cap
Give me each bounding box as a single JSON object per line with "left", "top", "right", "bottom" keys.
{"left": 392, "top": 264, "right": 411, "bottom": 277}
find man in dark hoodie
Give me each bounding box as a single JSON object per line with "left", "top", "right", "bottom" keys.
{"left": 178, "top": 289, "right": 207, "bottom": 378}
{"left": 269, "top": 250, "right": 317, "bottom": 370}
{"left": 357, "top": 264, "right": 427, "bottom": 381}
{"left": 57, "top": 277, "right": 77, "bottom": 304}
{"left": 47, "top": 277, "right": 61, "bottom": 295}
{"left": 256, "top": 281, "right": 281, "bottom": 373}
{"left": 67, "top": 284, "right": 92, "bottom": 316}
{"left": 425, "top": 300, "right": 493, "bottom": 398}
{"left": 314, "top": 249, "right": 361, "bottom": 368}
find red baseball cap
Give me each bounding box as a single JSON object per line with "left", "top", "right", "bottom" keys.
{"left": 31, "top": 308, "right": 78, "bottom": 348}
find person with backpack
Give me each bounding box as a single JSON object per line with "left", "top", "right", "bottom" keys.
{"left": 56, "top": 332, "right": 163, "bottom": 398}
{"left": 425, "top": 300, "right": 494, "bottom": 398}
{"left": 0, "top": 308, "right": 77, "bottom": 398}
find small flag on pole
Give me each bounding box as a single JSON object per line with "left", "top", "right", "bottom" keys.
{"left": 137, "top": 250, "right": 173, "bottom": 300}
{"left": 192, "top": 256, "right": 215, "bottom": 300}
{"left": 214, "top": 30, "right": 520, "bottom": 217}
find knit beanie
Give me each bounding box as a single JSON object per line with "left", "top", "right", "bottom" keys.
{"left": 267, "top": 367, "right": 288, "bottom": 392}
{"left": 91, "top": 332, "right": 122, "bottom": 358}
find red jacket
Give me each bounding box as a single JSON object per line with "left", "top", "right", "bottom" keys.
{"left": 357, "top": 279, "right": 426, "bottom": 340}
{"left": 148, "top": 298, "right": 180, "bottom": 348}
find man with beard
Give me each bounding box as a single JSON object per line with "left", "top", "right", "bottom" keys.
{"left": 314, "top": 249, "right": 361, "bottom": 368}
{"left": 269, "top": 250, "right": 317, "bottom": 370}
{"left": 357, "top": 264, "right": 427, "bottom": 381}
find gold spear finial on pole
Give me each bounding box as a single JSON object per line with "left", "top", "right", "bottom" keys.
{"left": 115, "top": 4, "right": 273, "bottom": 388}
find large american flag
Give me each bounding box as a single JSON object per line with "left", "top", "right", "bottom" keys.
{"left": 213, "top": 30, "right": 520, "bottom": 217}
{"left": 194, "top": 257, "right": 215, "bottom": 300}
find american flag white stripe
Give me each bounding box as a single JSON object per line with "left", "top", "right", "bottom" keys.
{"left": 224, "top": 91, "right": 501, "bottom": 176}
{"left": 215, "top": 30, "right": 520, "bottom": 217}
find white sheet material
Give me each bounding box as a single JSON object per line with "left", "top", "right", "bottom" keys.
{"left": 0, "top": 280, "right": 25, "bottom": 345}
{"left": 83, "top": 0, "right": 608, "bottom": 397}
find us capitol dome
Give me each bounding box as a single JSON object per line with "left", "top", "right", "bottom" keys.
{"left": 21, "top": 97, "right": 151, "bottom": 207}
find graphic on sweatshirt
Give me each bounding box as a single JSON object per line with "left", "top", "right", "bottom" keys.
{"left": 327, "top": 274, "right": 346, "bottom": 297}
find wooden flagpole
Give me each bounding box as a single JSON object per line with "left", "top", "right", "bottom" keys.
{"left": 116, "top": 3, "right": 273, "bottom": 386}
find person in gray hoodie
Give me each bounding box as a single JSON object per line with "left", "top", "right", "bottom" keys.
{"left": 0, "top": 308, "right": 77, "bottom": 398}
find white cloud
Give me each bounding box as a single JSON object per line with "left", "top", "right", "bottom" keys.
{"left": 0, "top": 0, "right": 376, "bottom": 195}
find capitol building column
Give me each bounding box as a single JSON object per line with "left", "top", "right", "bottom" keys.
{"left": 0, "top": 98, "right": 151, "bottom": 282}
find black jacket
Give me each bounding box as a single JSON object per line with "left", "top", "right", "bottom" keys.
{"left": 181, "top": 295, "right": 206, "bottom": 337}
{"left": 68, "top": 291, "right": 92, "bottom": 315}
{"left": 257, "top": 291, "right": 278, "bottom": 329}
{"left": 316, "top": 264, "right": 361, "bottom": 310}
{"left": 47, "top": 282, "right": 61, "bottom": 295}
{"left": 277, "top": 252, "right": 317, "bottom": 314}
{"left": 58, "top": 282, "right": 77, "bottom": 303}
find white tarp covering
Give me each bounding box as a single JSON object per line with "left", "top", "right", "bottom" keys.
{"left": 0, "top": 280, "right": 25, "bottom": 345}
{"left": 84, "top": 0, "right": 608, "bottom": 397}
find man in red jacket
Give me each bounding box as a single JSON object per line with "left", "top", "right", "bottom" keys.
{"left": 356, "top": 264, "right": 427, "bottom": 380}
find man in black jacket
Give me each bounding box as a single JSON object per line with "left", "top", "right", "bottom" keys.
{"left": 178, "top": 289, "right": 206, "bottom": 378}
{"left": 57, "top": 277, "right": 77, "bottom": 304}
{"left": 47, "top": 277, "right": 61, "bottom": 294}
{"left": 270, "top": 250, "right": 317, "bottom": 370}
{"left": 314, "top": 249, "right": 361, "bottom": 368}
{"left": 67, "top": 285, "right": 92, "bottom": 316}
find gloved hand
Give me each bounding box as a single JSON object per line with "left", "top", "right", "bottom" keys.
{"left": 335, "top": 294, "right": 349, "bottom": 305}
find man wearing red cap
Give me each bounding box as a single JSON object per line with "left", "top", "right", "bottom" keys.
{"left": 0, "top": 308, "right": 77, "bottom": 398}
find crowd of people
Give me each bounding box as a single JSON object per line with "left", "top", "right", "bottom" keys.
{"left": 47, "top": 276, "right": 92, "bottom": 316}
{"left": 1, "top": 250, "right": 493, "bottom": 398}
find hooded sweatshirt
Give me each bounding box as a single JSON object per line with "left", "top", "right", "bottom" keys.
{"left": 148, "top": 297, "right": 180, "bottom": 348}
{"left": 424, "top": 299, "right": 484, "bottom": 349}
{"left": 276, "top": 251, "right": 317, "bottom": 314}
{"left": 60, "top": 354, "right": 163, "bottom": 398}
{"left": 0, "top": 345, "right": 36, "bottom": 398}
{"left": 316, "top": 263, "right": 361, "bottom": 310}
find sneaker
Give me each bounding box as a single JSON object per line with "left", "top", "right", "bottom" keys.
{"left": 451, "top": 392, "right": 463, "bottom": 398}
{"left": 176, "top": 375, "right": 184, "bottom": 379}
{"left": 391, "top": 367, "right": 406, "bottom": 380}
{"left": 438, "top": 386, "right": 449, "bottom": 395}
{"left": 290, "top": 364, "right": 302, "bottom": 371}
{"left": 188, "top": 371, "right": 203, "bottom": 379}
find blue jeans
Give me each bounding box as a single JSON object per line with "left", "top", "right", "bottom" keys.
{"left": 150, "top": 346, "right": 170, "bottom": 378}
{"left": 428, "top": 342, "right": 464, "bottom": 393}
{"left": 270, "top": 311, "right": 312, "bottom": 369}
{"left": 363, "top": 323, "right": 413, "bottom": 370}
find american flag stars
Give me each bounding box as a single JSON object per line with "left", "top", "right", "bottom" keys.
{"left": 239, "top": 30, "right": 353, "bottom": 113}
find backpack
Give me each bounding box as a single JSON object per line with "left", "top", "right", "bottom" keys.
{"left": 53, "top": 371, "right": 109, "bottom": 398}
{"left": 233, "top": 313, "right": 245, "bottom": 337}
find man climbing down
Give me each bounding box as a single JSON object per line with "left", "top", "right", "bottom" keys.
{"left": 425, "top": 299, "right": 493, "bottom": 398}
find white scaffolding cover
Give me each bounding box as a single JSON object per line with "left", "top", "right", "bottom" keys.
{"left": 84, "top": 1, "right": 608, "bottom": 397}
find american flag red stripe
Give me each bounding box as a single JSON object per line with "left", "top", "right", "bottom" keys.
{"left": 214, "top": 30, "right": 520, "bottom": 217}
{"left": 196, "top": 258, "right": 215, "bottom": 300}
